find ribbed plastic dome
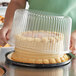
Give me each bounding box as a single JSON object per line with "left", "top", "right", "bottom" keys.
{"left": 8, "top": 9, "right": 72, "bottom": 54}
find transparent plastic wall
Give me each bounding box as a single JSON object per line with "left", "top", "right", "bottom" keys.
{"left": 9, "top": 9, "right": 72, "bottom": 54}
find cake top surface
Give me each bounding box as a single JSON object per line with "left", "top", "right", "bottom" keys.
{"left": 21, "top": 31, "right": 64, "bottom": 38}
{"left": 15, "top": 31, "right": 64, "bottom": 42}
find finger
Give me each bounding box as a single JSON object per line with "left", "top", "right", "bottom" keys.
{"left": 0, "top": 28, "right": 8, "bottom": 45}
{"left": 6, "top": 29, "right": 11, "bottom": 40}
{"left": 1, "top": 27, "right": 9, "bottom": 41}
{"left": 72, "top": 50, "right": 76, "bottom": 55}
{"left": 70, "top": 46, "right": 74, "bottom": 54}
{"left": 0, "top": 36, "right": 7, "bottom": 43}
{"left": 70, "top": 36, "right": 72, "bottom": 48}
{"left": 72, "top": 39, "right": 76, "bottom": 50}
{"left": 71, "top": 44, "right": 76, "bottom": 55}
{"left": 0, "top": 31, "right": 8, "bottom": 43}
{"left": 0, "top": 40, "right": 6, "bottom": 46}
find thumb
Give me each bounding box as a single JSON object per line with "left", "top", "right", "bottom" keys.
{"left": 70, "top": 36, "right": 72, "bottom": 48}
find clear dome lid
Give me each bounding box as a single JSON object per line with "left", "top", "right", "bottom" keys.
{"left": 8, "top": 9, "right": 72, "bottom": 54}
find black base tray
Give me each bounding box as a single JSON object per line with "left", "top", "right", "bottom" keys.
{"left": 5, "top": 51, "right": 72, "bottom": 68}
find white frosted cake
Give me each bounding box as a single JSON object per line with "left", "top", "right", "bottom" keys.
{"left": 11, "top": 31, "right": 70, "bottom": 64}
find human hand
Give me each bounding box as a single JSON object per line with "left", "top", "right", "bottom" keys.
{"left": 70, "top": 31, "right": 76, "bottom": 55}
{"left": 0, "top": 26, "right": 11, "bottom": 46}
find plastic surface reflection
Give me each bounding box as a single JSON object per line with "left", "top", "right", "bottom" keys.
{"left": 0, "top": 48, "right": 75, "bottom": 76}
{"left": 5, "top": 64, "right": 70, "bottom": 76}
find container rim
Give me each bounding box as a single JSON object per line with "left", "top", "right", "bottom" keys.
{"left": 14, "top": 9, "right": 72, "bottom": 21}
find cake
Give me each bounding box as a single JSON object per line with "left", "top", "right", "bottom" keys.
{"left": 11, "top": 31, "right": 70, "bottom": 64}
{"left": 0, "top": 68, "right": 4, "bottom": 76}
